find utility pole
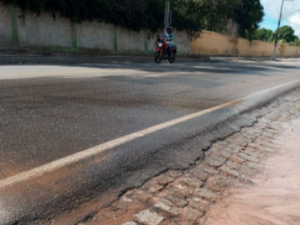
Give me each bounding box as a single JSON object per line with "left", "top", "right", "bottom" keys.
{"left": 272, "top": 0, "right": 294, "bottom": 60}
{"left": 164, "top": 0, "right": 170, "bottom": 33}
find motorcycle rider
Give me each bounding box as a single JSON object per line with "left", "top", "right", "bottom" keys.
{"left": 164, "top": 26, "right": 174, "bottom": 58}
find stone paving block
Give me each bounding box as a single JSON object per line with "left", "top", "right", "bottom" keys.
{"left": 122, "top": 196, "right": 134, "bottom": 202}
{"left": 189, "top": 168, "right": 209, "bottom": 182}
{"left": 126, "top": 190, "right": 153, "bottom": 204}
{"left": 242, "top": 150, "right": 260, "bottom": 159}
{"left": 235, "top": 139, "right": 248, "bottom": 148}
{"left": 247, "top": 143, "right": 260, "bottom": 149}
{"left": 173, "top": 184, "right": 194, "bottom": 198}
{"left": 194, "top": 188, "right": 217, "bottom": 202}
{"left": 111, "top": 199, "right": 130, "bottom": 211}
{"left": 227, "top": 146, "right": 240, "bottom": 154}
{"left": 180, "top": 207, "right": 203, "bottom": 221}
{"left": 262, "top": 147, "right": 276, "bottom": 153}
{"left": 188, "top": 197, "right": 209, "bottom": 213}
{"left": 219, "top": 165, "right": 240, "bottom": 178}
{"left": 134, "top": 210, "right": 164, "bottom": 225}
{"left": 197, "top": 164, "right": 219, "bottom": 175}
{"left": 230, "top": 154, "right": 246, "bottom": 164}
{"left": 205, "top": 176, "right": 227, "bottom": 192}
{"left": 238, "top": 152, "right": 259, "bottom": 163}
{"left": 243, "top": 134, "right": 257, "bottom": 141}
{"left": 225, "top": 160, "right": 240, "bottom": 170}
{"left": 161, "top": 220, "right": 190, "bottom": 225}
{"left": 143, "top": 181, "right": 164, "bottom": 193}
{"left": 122, "top": 222, "right": 137, "bottom": 225}
{"left": 210, "top": 141, "right": 227, "bottom": 150}
{"left": 217, "top": 148, "right": 232, "bottom": 158}
{"left": 261, "top": 133, "right": 275, "bottom": 139}
{"left": 156, "top": 174, "right": 176, "bottom": 186}
{"left": 166, "top": 170, "right": 183, "bottom": 178}
{"left": 204, "top": 155, "right": 226, "bottom": 167}
{"left": 256, "top": 138, "right": 273, "bottom": 145}
{"left": 239, "top": 164, "right": 257, "bottom": 176}
{"left": 154, "top": 198, "right": 179, "bottom": 216}
{"left": 164, "top": 194, "right": 187, "bottom": 208}
{"left": 211, "top": 151, "right": 228, "bottom": 159}
{"left": 182, "top": 178, "right": 203, "bottom": 188}
{"left": 217, "top": 174, "right": 240, "bottom": 188}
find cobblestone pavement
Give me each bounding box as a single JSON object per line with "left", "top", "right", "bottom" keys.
{"left": 76, "top": 93, "right": 300, "bottom": 225}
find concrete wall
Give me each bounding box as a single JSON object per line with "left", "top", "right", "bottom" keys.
{"left": 1, "top": 3, "right": 299, "bottom": 57}
{"left": 77, "top": 21, "right": 115, "bottom": 51}
{"left": 117, "top": 27, "right": 146, "bottom": 53}
{"left": 0, "top": 4, "right": 190, "bottom": 55}
{"left": 17, "top": 12, "right": 73, "bottom": 47}
{"left": 284, "top": 45, "right": 300, "bottom": 57}
{"left": 191, "top": 30, "right": 298, "bottom": 58}
{"left": 248, "top": 40, "right": 276, "bottom": 57}
{"left": 174, "top": 30, "right": 190, "bottom": 55}
{"left": 0, "top": 4, "right": 11, "bottom": 46}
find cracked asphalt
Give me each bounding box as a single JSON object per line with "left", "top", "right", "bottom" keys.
{"left": 0, "top": 59, "right": 300, "bottom": 224}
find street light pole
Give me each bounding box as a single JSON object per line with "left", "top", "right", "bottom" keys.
{"left": 272, "top": 0, "right": 294, "bottom": 60}
{"left": 272, "top": 0, "right": 285, "bottom": 60}
{"left": 164, "top": 0, "right": 170, "bottom": 33}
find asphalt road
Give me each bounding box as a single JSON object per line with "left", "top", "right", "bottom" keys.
{"left": 0, "top": 59, "right": 300, "bottom": 224}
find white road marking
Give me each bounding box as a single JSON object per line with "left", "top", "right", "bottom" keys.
{"left": 0, "top": 79, "right": 300, "bottom": 188}
{"left": 0, "top": 68, "right": 175, "bottom": 80}
{"left": 0, "top": 69, "right": 127, "bottom": 77}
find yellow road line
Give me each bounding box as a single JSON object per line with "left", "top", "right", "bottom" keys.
{"left": 0, "top": 79, "right": 299, "bottom": 188}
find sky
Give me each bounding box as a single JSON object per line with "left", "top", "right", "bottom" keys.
{"left": 260, "top": 0, "right": 300, "bottom": 37}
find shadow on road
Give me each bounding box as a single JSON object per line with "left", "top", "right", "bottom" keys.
{"left": 1, "top": 60, "right": 300, "bottom": 78}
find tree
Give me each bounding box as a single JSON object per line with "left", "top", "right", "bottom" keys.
{"left": 0, "top": 0, "right": 264, "bottom": 38}
{"left": 255, "top": 28, "right": 274, "bottom": 42}
{"left": 270, "top": 26, "right": 298, "bottom": 43}
{"left": 229, "top": 0, "right": 264, "bottom": 40}
{"left": 291, "top": 38, "right": 300, "bottom": 47}
{"left": 170, "top": 0, "right": 241, "bottom": 32}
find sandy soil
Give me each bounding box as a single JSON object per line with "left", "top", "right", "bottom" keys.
{"left": 203, "top": 119, "right": 300, "bottom": 225}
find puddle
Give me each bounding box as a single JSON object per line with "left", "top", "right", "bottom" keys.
{"left": 203, "top": 119, "right": 300, "bottom": 225}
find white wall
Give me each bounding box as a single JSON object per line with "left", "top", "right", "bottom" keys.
{"left": 117, "top": 27, "right": 145, "bottom": 53}
{"left": 77, "top": 21, "right": 115, "bottom": 51}
{"left": 17, "top": 12, "right": 72, "bottom": 47}
{"left": 174, "top": 30, "right": 190, "bottom": 55}
{"left": 0, "top": 3, "right": 11, "bottom": 46}
{"left": 0, "top": 4, "right": 191, "bottom": 55}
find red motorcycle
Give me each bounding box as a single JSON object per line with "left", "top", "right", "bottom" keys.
{"left": 154, "top": 35, "right": 177, "bottom": 64}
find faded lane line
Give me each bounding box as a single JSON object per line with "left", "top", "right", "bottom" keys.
{"left": 0, "top": 79, "right": 300, "bottom": 188}
{"left": 0, "top": 69, "right": 127, "bottom": 77}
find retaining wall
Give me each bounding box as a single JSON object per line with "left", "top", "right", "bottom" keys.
{"left": 0, "top": 4, "right": 11, "bottom": 46}
{"left": 0, "top": 4, "right": 190, "bottom": 55}
{"left": 1, "top": 4, "right": 300, "bottom": 58}
{"left": 191, "top": 30, "right": 300, "bottom": 58}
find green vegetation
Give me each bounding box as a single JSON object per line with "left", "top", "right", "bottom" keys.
{"left": 255, "top": 26, "right": 300, "bottom": 46}
{"left": 228, "top": 0, "right": 264, "bottom": 40}
{"left": 1, "top": 0, "right": 264, "bottom": 40}
{"left": 255, "top": 28, "right": 273, "bottom": 42}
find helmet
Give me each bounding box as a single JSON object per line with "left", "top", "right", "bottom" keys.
{"left": 167, "top": 26, "right": 172, "bottom": 34}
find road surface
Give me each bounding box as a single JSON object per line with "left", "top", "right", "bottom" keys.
{"left": 0, "top": 59, "right": 300, "bottom": 224}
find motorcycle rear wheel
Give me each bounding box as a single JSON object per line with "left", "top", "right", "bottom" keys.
{"left": 154, "top": 51, "right": 162, "bottom": 64}
{"left": 168, "top": 54, "right": 176, "bottom": 64}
